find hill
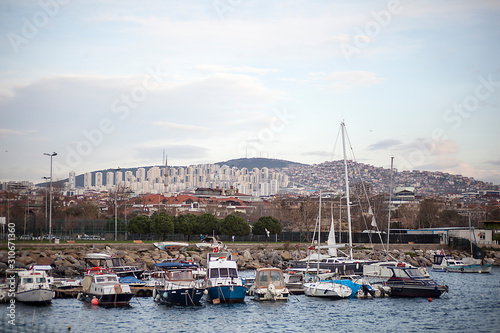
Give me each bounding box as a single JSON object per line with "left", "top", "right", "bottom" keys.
{"left": 215, "top": 158, "right": 304, "bottom": 170}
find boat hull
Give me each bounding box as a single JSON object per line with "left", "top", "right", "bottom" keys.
{"left": 388, "top": 285, "right": 448, "bottom": 298}
{"left": 207, "top": 285, "right": 247, "bottom": 304}
{"left": 15, "top": 289, "right": 53, "bottom": 304}
{"left": 303, "top": 282, "right": 351, "bottom": 299}
{"left": 78, "top": 292, "right": 134, "bottom": 306}
{"left": 154, "top": 287, "right": 205, "bottom": 306}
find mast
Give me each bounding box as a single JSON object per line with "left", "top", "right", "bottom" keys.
{"left": 316, "top": 189, "right": 322, "bottom": 275}
{"left": 387, "top": 156, "right": 394, "bottom": 256}
{"left": 341, "top": 122, "right": 353, "bottom": 259}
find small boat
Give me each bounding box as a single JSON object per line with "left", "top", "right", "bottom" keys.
{"left": 8, "top": 267, "right": 54, "bottom": 304}
{"left": 152, "top": 262, "right": 205, "bottom": 306}
{"left": 77, "top": 267, "right": 134, "bottom": 306}
{"left": 364, "top": 261, "right": 430, "bottom": 278}
{"left": 283, "top": 269, "right": 305, "bottom": 295}
{"left": 432, "top": 253, "right": 493, "bottom": 273}
{"left": 303, "top": 279, "right": 352, "bottom": 299}
{"left": 84, "top": 253, "right": 144, "bottom": 278}
{"left": 385, "top": 266, "right": 448, "bottom": 298}
{"left": 248, "top": 268, "right": 289, "bottom": 301}
{"left": 153, "top": 242, "right": 189, "bottom": 251}
{"left": 205, "top": 252, "right": 247, "bottom": 304}
{"left": 196, "top": 236, "right": 226, "bottom": 252}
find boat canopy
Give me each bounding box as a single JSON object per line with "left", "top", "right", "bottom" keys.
{"left": 154, "top": 262, "right": 199, "bottom": 269}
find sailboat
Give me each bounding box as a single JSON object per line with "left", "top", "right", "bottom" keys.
{"left": 303, "top": 191, "right": 352, "bottom": 299}
{"left": 288, "top": 122, "right": 375, "bottom": 275}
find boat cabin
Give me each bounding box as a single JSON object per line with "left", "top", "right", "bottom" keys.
{"left": 255, "top": 268, "right": 285, "bottom": 289}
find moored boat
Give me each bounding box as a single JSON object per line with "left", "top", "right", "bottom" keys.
{"left": 9, "top": 267, "right": 54, "bottom": 304}
{"left": 205, "top": 252, "right": 247, "bottom": 304}
{"left": 152, "top": 262, "right": 205, "bottom": 306}
{"left": 385, "top": 266, "right": 448, "bottom": 298}
{"left": 77, "top": 267, "right": 134, "bottom": 306}
{"left": 84, "top": 253, "right": 144, "bottom": 278}
{"left": 248, "top": 267, "right": 289, "bottom": 301}
{"left": 303, "top": 279, "right": 352, "bottom": 299}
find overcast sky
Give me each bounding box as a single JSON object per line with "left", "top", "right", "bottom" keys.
{"left": 1, "top": 0, "right": 499, "bottom": 185}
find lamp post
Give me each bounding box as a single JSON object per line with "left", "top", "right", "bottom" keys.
{"left": 113, "top": 168, "right": 121, "bottom": 241}
{"left": 43, "top": 176, "right": 50, "bottom": 235}
{"left": 44, "top": 152, "right": 57, "bottom": 243}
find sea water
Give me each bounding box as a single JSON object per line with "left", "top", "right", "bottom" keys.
{"left": 1, "top": 268, "right": 499, "bottom": 333}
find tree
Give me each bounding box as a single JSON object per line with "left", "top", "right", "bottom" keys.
{"left": 417, "top": 199, "right": 440, "bottom": 228}
{"left": 197, "top": 213, "right": 219, "bottom": 235}
{"left": 439, "top": 210, "right": 467, "bottom": 227}
{"left": 151, "top": 212, "right": 174, "bottom": 240}
{"left": 252, "top": 216, "right": 282, "bottom": 235}
{"left": 220, "top": 214, "right": 251, "bottom": 239}
{"left": 175, "top": 213, "right": 197, "bottom": 241}
{"left": 127, "top": 215, "right": 151, "bottom": 238}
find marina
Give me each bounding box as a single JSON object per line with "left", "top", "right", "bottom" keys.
{"left": 1, "top": 268, "right": 498, "bottom": 332}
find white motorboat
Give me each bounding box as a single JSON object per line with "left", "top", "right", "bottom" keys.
{"left": 195, "top": 236, "right": 226, "bottom": 251}
{"left": 248, "top": 267, "right": 289, "bottom": 301}
{"left": 9, "top": 267, "right": 54, "bottom": 304}
{"left": 303, "top": 279, "right": 352, "bottom": 299}
{"left": 77, "top": 267, "right": 134, "bottom": 306}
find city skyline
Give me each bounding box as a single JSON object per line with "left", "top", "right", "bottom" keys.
{"left": 1, "top": 1, "right": 499, "bottom": 185}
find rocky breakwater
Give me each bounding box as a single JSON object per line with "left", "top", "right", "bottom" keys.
{"left": 1, "top": 246, "right": 499, "bottom": 277}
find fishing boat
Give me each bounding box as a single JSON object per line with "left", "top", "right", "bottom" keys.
{"left": 205, "top": 252, "right": 247, "bottom": 304}
{"left": 152, "top": 262, "right": 205, "bottom": 306}
{"left": 248, "top": 267, "right": 289, "bottom": 301}
{"left": 153, "top": 241, "right": 189, "bottom": 251}
{"left": 84, "top": 253, "right": 145, "bottom": 278}
{"left": 77, "top": 267, "right": 134, "bottom": 306}
{"left": 385, "top": 266, "right": 448, "bottom": 298}
{"left": 283, "top": 269, "right": 306, "bottom": 295}
{"left": 8, "top": 267, "right": 54, "bottom": 304}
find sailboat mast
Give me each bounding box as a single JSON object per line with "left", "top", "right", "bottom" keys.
{"left": 317, "top": 189, "right": 322, "bottom": 275}
{"left": 341, "top": 122, "right": 353, "bottom": 259}
{"left": 387, "top": 156, "right": 394, "bottom": 255}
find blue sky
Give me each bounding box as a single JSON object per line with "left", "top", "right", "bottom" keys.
{"left": 1, "top": 0, "right": 499, "bottom": 185}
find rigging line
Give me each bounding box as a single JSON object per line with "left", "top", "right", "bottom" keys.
{"left": 343, "top": 125, "right": 387, "bottom": 253}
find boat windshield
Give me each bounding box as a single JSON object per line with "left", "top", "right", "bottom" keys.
{"left": 210, "top": 268, "right": 238, "bottom": 278}
{"left": 269, "top": 271, "right": 284, "bottom": 286}
{"left": 22, "top": 278, "right": 34, "bottom": 284}
{"left": 405, "top": 268, "right": 425, "bottom": 278}
{"left": 36, "top": 277, "right": 46, "bottom": 283}
{"left": 95, "top": 276, "right": 118, "bottom": 283}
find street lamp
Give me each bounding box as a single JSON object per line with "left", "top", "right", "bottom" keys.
{"left": 44, "top": 152, "right": 57, "bottom": 243}
{"left": 43, "top": 176, "right": 50, "bottom": 234}
{"left": 113, "top": 168, "right": 121, "bottom": 241}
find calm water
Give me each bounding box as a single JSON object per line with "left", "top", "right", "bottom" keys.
{"left": 2, "top": 268, "right": 499, "bottom": 333}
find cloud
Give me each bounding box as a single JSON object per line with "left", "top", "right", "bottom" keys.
{"left": 196, "top": 65, "right": 278, "bottom": 75}
{"left": 153, "top": 121, "right": 208, "bottom": 132}
{"left": 307, "top": 71, "right": 384, "bottom": 90}
{"left": 485, "top": 159, "right": 500, "bottom": 166}
{"left": 367, "top": 139, "right": 402, "bottom": 151}
{"left": 301, "top": 151, "right": 330, "bottom": 157}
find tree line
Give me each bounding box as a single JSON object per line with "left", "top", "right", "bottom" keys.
{"left": 127, "top": 212, "right": 282, "bottom": 241}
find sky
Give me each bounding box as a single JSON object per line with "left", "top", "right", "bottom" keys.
{"left": 1, "top": 0, "right": 499, "bottom": 185}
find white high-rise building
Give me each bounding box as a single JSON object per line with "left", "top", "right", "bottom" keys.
{"left": 69, "top": 171, "right": 76, "bottom": 189}
{"left": 84, "top": 172, "right": 92, "bottom": 188}
{"left": 95, "top": 172, "right": 103, "bottom": 187}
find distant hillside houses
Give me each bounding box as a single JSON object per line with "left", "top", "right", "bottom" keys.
{"left": 68, "top": 164, "right": 289, "bottom": 197}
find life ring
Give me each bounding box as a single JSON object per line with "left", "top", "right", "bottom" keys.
{"left": 114, "top": 284, "right": 122, "bottom": 293}
{"left": 213, "top": 247, "right": 219, "bottom": 253}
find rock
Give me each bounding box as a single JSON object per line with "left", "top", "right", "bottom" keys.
{"left": 37, "top": 257, "right": 54, "bottom": 266}
{"left": 243, "top": 249, "right": 253, "bottom": 261}
{"left": 115, "top": 250, "right": 127, "bottom": 259}
{"left": 280, "top": 251, "right": 292, "bottom": 261}
{"left": 17, "top": 256, "right": 35, "bottom": 265}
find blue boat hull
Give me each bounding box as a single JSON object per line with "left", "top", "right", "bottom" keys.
{"left": 207, "top": 285, "right": 247, "bottom": 304}
{"left": 154, "top": 287, "right": 205, "bottom": 306}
